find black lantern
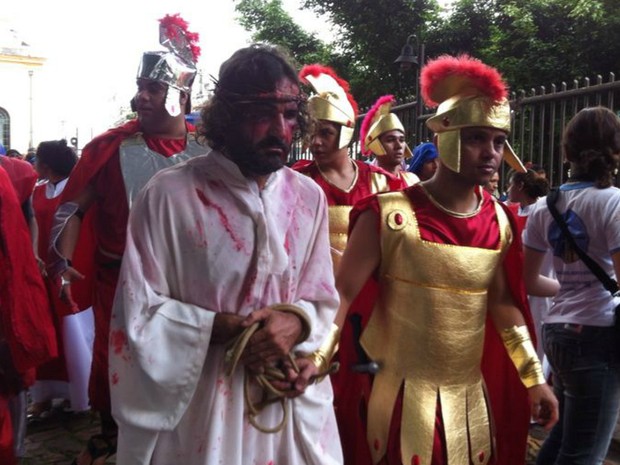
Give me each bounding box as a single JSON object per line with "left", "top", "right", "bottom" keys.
{"left": 394, "top": 35, "right": 419, "bottom": 71}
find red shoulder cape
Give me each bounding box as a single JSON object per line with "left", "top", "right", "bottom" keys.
{"left": 61, "top": 120, "right": 141, "bottom": 202}
{"left": 481, "top": 201, "right": 534, "bottom": 465}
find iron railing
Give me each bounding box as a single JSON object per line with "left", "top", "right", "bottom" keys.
{"left": 293, "top": 72, "right": 620, "bottom": 187}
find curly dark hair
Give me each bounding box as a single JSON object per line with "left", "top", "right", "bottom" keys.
{"left": 509, "top": 169, "right": 550, "bottom": 199}
{"left": 36, "top": 139, "right": 77, "bottom": 177}
{"left": 562, "top": 107, "right": 620, "bottom": 188}
{"left": 199, "top": 44, "right": 312, "bottom": 152}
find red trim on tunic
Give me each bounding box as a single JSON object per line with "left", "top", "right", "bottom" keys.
{"left": 291, "top": 159, "right": 405, "bottom": 205}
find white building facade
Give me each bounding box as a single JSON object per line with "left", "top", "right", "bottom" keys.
{"left": 0, "top": 28, "right": 45, "bottom": 154}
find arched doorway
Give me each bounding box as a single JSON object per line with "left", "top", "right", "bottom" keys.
{"left": 0, "top": 107, "right": 10, "bottom": 150}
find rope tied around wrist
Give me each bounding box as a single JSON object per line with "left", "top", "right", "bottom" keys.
{"left": 223, "top": 304, "right": 310, "bottom": 434}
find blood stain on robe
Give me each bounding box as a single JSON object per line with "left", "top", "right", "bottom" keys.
{"left": 110, "top": 329, "right": 128, "bottom": 355}
{"left": 188, "top": 218, "right": 208, "bottom": 248}
{"left": 195, "top": 188, "right": 246, "bottom": 252}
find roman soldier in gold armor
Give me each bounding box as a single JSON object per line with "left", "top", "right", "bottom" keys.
{"left": 292, "top": 65, "right": 405, "bottom": 271}
{"left": 360, "top": 95, "right": 419, "bottom": 187}
{"left": 323, "top": 55, "right": 559, "bottom": 465}
{"left": 292, "top": 66, "right": 406, "bottom": 463}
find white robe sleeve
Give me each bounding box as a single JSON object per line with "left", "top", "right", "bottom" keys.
{"left": 110, "top": 184, "right": 216, "bottom": 431}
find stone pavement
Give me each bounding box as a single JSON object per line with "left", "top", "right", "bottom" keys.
{"left": 21, "top": 406, "right": 115, "bottom": 465}
{"left": 20, "top": 406, "right": 620, "bottom": 465}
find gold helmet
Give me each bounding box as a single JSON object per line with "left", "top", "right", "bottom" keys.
{"left": 421, "top": 55, "right": 525, "bottom": 173}
{"left": 360, "top": 95, "right": 412, "bottom": 159}
{"left": 299, "top": 64, "right": 358, "bottom": 149}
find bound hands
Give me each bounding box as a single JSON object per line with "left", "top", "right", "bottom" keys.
{"left": 240, "top": 307, "right": 315, "bottom": 397}
{"left": 240, "top": 307, "right": 302, "bottom": 370}
{"left": 528, "top": 383, "right": 559, "bottom": 430}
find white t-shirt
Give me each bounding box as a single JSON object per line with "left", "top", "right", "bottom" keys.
{"left": 523, "top": 182, "right": 620, "bottom": 326}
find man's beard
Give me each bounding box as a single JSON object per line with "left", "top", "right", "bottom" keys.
{"left": 226, "top": 135, "right": 290, "bottom": 177}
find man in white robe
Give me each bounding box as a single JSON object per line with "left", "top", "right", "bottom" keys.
{"left": 109, "top": 44, "right": 342, "bottom": 465}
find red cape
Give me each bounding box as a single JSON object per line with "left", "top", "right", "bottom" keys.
{"left": 61, "top": 120, "right": 141, "bottom": 202}
{"left": 481, "top": 201, "right": 534, "bottom": 465}
{"left": 0, "top": 168, "right": 57, "bottom": 375}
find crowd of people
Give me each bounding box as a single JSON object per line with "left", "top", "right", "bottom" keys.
{"left": 1, "top": 14, "right": 619, "bottom": 465}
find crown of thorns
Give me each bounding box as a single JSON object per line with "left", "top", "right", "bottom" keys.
{"left": 211, "top": 77, "right": 307, "bottom": 105}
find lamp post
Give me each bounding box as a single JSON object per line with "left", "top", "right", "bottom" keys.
{"left": 28, "top": 69, "right": 34, "bottom": 150}
{"left": 394, "top": 34, "right": 425, "bottom": 146}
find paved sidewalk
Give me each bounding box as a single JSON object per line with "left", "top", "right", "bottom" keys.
{"left": 20, "top": 407, "right": 620, "bottom": 465}
{"left": 21, "top": 407, "right": 115, "bottom": 465}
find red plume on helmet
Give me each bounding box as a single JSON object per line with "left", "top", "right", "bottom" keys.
{"left": 359, "top": 95, "right": 396, "bottom": 157}
{"left": 159, "top": 13, "right": 201, "bottom": 63}
{"left": 299, "top": 64, "right": 359, "bottom": 118}
{"left": 420, "top": 54, "right": 507, "bottom": 108}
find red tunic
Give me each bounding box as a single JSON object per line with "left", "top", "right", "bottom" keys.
{"left": 291, "top": 159, "right": 404, "bottom": 205}
{"left": 58, "top": 120, "right": 191, "bottom": 412}
{"left": 347, "top": 185, "right": 533, "bottom": 465}
{"left": 33, "top": 185, "right": 68, "bottom": 381}
{"left": 292, "top": 158, "right": 406, "bottom": 465}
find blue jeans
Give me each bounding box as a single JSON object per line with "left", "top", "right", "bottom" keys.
{"left": 536, "top": 323, "right": 620, "bottom": 465}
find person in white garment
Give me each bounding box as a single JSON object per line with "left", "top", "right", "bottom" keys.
{"left": 109, "top": 44, "right": 342, "bottom": 465}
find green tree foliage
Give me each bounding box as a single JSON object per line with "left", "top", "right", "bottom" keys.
{"left": 235, "top": 0, "right": 620, "bottom": 105}
{"left": 482, "top": 0, "right": 620, "bottom": 92}
{"left": 235, "top": 0, "right": 334, "bottom": 70}
{"left": 235, "top": 0, "right": 441, "bottom": 108}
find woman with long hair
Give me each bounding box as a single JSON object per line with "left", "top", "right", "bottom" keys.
{"left": 523, "top": 107, "right": 620, "bottom": 464}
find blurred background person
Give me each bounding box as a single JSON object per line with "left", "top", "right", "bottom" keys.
{"left": 29, "top": 139, "right": 94, "bottom": 418}
{"left": 360, "top": 94, "right": 418, "bottom": 186}
{"left": 506, "top": 169, "right": 552, "bottom": 364}
{"left": 407, "top": 141, "right": 438, "bottom": 181}
{"left": 523, "top": 106, "right": 620, "bottom": 465}
{"left": 484, "top": 170, "right": 501, "bottom": 198}
{"left": 5, "top": 150, "right": 23, "bottom": 160}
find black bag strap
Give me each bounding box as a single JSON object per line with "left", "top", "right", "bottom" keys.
{"left": 546, "top": 188, "right": 619, "bottom": 297}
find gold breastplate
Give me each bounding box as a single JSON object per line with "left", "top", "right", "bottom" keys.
{"left": 361, "top": 191, "right": 511, "bottom": 465}
{"left": 328, "top": 205, "right": 352, "bottom": 271}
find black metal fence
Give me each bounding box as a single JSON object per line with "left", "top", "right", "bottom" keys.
{"left": 293, "top": 72, "right": 620, "bottom": 188}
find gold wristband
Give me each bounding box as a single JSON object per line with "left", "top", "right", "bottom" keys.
{"left": 307, "top": 323, "right": 340, "bottom": 379}
{"left": 269, "top": 304, "right": 312, "bottom": 344}
{"left": 500, "top": 325, "right": 546, "bottom": 388}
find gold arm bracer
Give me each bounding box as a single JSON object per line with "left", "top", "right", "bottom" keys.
{"left": 306, "top": 323, "right": 340, "bottom": 381}
{"left": 500, "top": 325, "right": 546, "bottom": 388}
{"left": 269, "top": 303, "right": 312, "bottom": 344}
